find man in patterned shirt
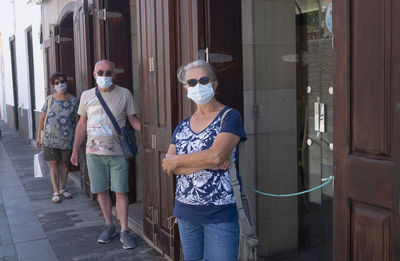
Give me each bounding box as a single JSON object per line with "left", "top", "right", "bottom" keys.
{"left": 71, "top": 59, "right": 141, "bottom": 250}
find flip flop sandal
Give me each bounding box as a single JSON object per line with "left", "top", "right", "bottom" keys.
{"left": 52, "top": 193, "right": 61, "bottom": 203}
{"left": 60, "top": 189, "right": 72, "bottom": 199}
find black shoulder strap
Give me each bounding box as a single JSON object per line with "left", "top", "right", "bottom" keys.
{"left": 95, "top": 87, "right": 122, "bottom": 134}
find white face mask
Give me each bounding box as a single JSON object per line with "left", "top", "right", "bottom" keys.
{"left": 55, "top": 83, "right": 67, "bottom": 93}
{"left": 96, "top": 76, "right": 113, "bottom": 89}
{"left": 187, "top": 83, "right": 215, "bottom": 105}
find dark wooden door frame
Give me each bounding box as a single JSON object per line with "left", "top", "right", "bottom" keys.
{"left": 26, "top": 28, "right": 36, "bottom": 139}
{"left": 9, "top": 36, "right": 19, "bottom": 131}
{"left": 138, "top": 0, "right": 179, "bottom": 259}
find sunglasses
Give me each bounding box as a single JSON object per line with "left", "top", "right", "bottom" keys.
{"left": 186, "top": 76, "right": 210, "bottom": 87}
{"left": 54, "top": 80, "right": 66, "bottom": 85}
{"left": 96, "top": 70, "right": 113, "bottom": 77}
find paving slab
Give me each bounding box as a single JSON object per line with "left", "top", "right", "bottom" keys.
{"left": 15, "top": 239, "right": 58, "bottom": 261}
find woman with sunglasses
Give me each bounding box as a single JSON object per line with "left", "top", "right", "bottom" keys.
{"left": 162, "top": 60, "right": 246, "bottom": 261}
{"left": 36, "top": 72, "right": 79, "bottom": 203}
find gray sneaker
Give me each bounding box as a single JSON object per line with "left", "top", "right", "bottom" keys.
{"left": 120, "top": 230, "right": 137, "bottom": 250}
{"left": 97, "top": 224, "right": 117, "bottom": 243}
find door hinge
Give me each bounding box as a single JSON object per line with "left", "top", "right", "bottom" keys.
{"left": 149, "top": 57, "right": 155, "bottom": 72}
{"left": 55, "top": 34, "right": 60, "bottom": 44}
{"left": 98, "top": 8, "right": 106, "bottom": 21}
{"left": 151, "top": 134, "right": 157, "bottom": 149}
{"left": 58, "top": 37, "right": 72, "bottom": 43}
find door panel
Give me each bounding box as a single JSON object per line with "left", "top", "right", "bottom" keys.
{"left": 333, "top": 0, "right": 400, "bottom": 259}
{"left": 138, "top": 0, "right": 178, "bottom": 259}
{"left": 350, "top": 0, "right": 391, "bottom": 157}
{"left": 351, "top": 202, "right": 390, "bottom": 261}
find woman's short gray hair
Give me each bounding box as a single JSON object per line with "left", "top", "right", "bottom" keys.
{"left": 177, "top": 60, "right": 217, "bottom": 84}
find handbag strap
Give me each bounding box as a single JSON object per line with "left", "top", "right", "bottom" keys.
{"left": 220, "top": 109, "right": 245, "bottom": 218}
{"left": 221, "top": 108, "right": 257, "bottom": 238}
{"left": 44, "top": 95, "right": 53, "bottom": 127}
{"left": 95, "top": 87, "right": 122, "bottom": 134}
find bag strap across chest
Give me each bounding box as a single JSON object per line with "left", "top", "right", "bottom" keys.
{"left": 95, "top": 87, "right": 122, "bottom": 134}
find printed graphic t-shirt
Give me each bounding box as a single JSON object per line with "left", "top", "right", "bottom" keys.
{"left": 170, "top": 106, "right": 247, "bottom": 224}
{"left": 41, "top": 95, "right": 79, "bottom": 149}
{"left": 78, "top": 85, "right": 137, "bottom": 155}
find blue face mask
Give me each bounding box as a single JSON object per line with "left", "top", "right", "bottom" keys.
{"left": 187, "top": 83, "right": 215, "bottom": 105}
{"left": 96, "top": 76, "right": 113, "bottom": 89}
{"left": 55, "top": 83, "right": 67, "bottom": 93}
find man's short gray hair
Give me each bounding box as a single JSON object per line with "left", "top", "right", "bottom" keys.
{"left": 177, "top": 60, "right": 217, "bottom": 84}
{"left": 94, "top": 59, "right": 116, "bottom": 73}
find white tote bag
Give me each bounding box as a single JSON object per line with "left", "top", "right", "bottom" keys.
{"left": 34, "top": 151, "right": 49, "bottom": 178}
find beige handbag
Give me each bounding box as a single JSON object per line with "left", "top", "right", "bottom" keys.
{"left": 40, "top": 95, "right": 53, "bottom": 143}
{"left": 221, "top": 109, "right": 259, "bottom": 260}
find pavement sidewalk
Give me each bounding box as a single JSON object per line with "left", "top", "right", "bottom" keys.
{"left": 0, "top": 121, "right": 164, "bottom": 261}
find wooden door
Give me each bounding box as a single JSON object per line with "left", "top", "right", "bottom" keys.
{"left": 138, "top": 0, "right": 179, "bottom": 259}
{"left": 333, "top": 0, "right": 400, "bottom": 260}
{"left": 58, "top": 13, "right": 77, "bottom": 97}
{"left": 198, "top": 0, "right": 243, "bottom": 116}
{"left": 43, "top": 24, "right": 59, "bottom": 96}
{"left": 9, "top": 37, "right": 19, "bottom": 131}
{"left": 92, "top": 0, "right": 132, "bottom": 89}
{"left": 27, "top": 29, "right": 36, "bottom": 139}
{"left": 74, "top": 0, "right": 93, "bottom": 197}
{"left": 92, "top": 0, "right": 136, "bottom": 203}
{"left": 48, "top": 24, "right": 60, "bottom": 91}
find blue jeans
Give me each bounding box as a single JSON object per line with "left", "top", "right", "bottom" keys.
{"left": 178, "top": 219, "right": 239, "bottom": 261}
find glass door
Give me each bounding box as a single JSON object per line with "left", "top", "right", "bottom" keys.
{"left": 247, "top": 0, "right": 334, "bottom": 259}
{"left": 297, "top": 0, "right": 334, "bottom": 260}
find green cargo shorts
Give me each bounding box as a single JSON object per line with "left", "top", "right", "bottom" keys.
{"left": 86, "top": 154, "right": 129, "bottom": 194}
{"left": 43, "top": 147, "right": 72, "bottom": 162}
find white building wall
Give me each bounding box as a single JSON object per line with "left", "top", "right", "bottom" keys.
{"left": 0, "top": 0, "right": 44, "bottom": 138}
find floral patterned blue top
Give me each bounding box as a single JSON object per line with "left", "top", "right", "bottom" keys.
{"left": 41, "top": 95, "right": 79, "bottom": 149}
{"left": 171, "top": 106, "right": 246, "bottom": 224}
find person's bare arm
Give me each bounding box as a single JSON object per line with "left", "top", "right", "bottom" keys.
{"left": 127, "top": 114, "right": 141, "bottom": 131}
{"left": 36, "top": 112, "right": 46, "bottom": 148}
{"left": 70, "top": 116, "right": 87, "bottom": 166}
{"left": 162, "top": 132, "right": 239, "bottom": 175}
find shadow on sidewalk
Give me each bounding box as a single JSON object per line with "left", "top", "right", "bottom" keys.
{"left": 0, "top": 120, "right": 165, "bottom": 261}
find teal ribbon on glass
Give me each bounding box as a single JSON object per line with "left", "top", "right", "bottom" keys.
{"left": 246, "top": 176, "right": 334, "bottom": 197}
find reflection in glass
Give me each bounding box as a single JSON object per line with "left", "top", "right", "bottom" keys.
{"left": 251, "top": 0, "right": 333, "bottom": 260}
